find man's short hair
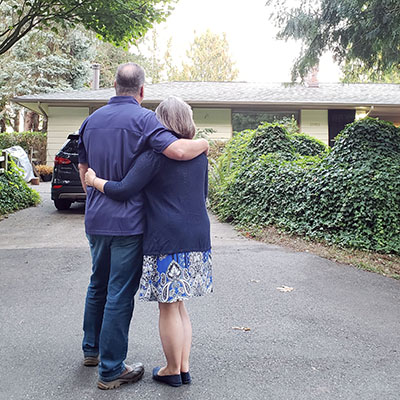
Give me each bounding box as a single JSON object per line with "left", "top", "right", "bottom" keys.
{"left": 115, "top": 63, "right": 145, "bottom": 96}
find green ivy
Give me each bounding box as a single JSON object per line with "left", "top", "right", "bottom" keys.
{"left": 209, "top": 118, "right": 400, "bottom": 254}
{"left": 0, "top": 160, "right": 40, "bottom": 215}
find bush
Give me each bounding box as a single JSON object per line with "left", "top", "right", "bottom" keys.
{"left": 209, "top": 118, "right": 400, "bottom": 254}
{"left": 210, "top": 122, "right": 326, "bottom": 221}
{"left": 0, "top": 131, "right": 47, "bottom": 164}
{"left": 0, "top": 160, "right": 41, "bottom": 215}
{"left": 290, "top": 132, "right": 329, "bottom": 156}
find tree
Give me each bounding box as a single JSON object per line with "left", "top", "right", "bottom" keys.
{"left": 266, "top": 0, "right": 400, "bottom": 80}
{"left": 0, "top": 26, "right": 95, "bottom": 131}
{"left": 341, "top": 61, "right": 400, "bottom": 84}
{"left": 94, "top": 41, "right": 149, "bottom": 88}
{"left": 164, "top": 38, "right": 180, "bottom": 81}
{"left": 137, "top": 29, "right": 165, "bottom": 84}
{"left": 172, "top": 30, "right": 239, "bottom": 81}
{"left": 0, "top": 0, "right": 174, "bottom": 56}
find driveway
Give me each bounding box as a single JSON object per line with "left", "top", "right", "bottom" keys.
{"left": 0, "top": 182, "right": 399, "bottom": 400}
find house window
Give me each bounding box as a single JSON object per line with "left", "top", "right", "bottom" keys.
{"left": 232, "top": 110, "right": 299, "bottom": 133}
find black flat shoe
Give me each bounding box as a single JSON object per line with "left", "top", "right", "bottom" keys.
{"left": 181, "top": 371, "right": 191, "bottom": 384}
{"left": 152, "top": 366, "right": 182, "bottom": 387}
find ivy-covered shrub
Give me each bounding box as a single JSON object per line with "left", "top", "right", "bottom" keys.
{"left": 209, "top": 118, "right": 400, "bottom": 254}
{"left": 0, "top": 131, "right": 47, "bottom": 164}
{"left": 290, "top": 132, "right": 329, "bottom": 156}
{"left": 0, "top": 161, "right": 40, "bottom": 215}
{"left": 210, "top": 122, "right": 325, "bottom": 220}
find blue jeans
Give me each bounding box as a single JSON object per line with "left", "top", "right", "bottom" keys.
{"left": 82, "top": 234, "right": 143, "bottom": 381}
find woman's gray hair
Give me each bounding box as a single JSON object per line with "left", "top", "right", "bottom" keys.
{"left": 155, "top": 96, "right": 196, "bottom": 139}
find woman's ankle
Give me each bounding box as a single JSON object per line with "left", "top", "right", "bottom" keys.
{"left": 181, "top": 363, "right": 190, "bottom": 373}
{"left": 159, "top": 365, "right": 181, "bottom": 376}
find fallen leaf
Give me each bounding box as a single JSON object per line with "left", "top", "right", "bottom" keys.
{"left": 276, "top": 285, "right": 294, "bottom": 292}
{"left": 232, "top": 326, "right": 251, "bottom": 332}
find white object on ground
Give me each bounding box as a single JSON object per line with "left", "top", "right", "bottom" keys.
{"left": 4, "top": 146, "right": 35, "bottom": 182}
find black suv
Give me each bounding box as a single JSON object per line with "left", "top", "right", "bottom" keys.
{"left": 51, "top": 132, "right": 86, "bottom": 210}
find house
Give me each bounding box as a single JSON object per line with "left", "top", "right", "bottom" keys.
{"left": 12, "top": 81, "right": 400, "bottom": 165}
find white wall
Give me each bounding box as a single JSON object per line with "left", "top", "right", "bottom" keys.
{"left": 193, "top": 108, "right": 232, "bottom": 140}
{"left": 47, "top": 107, "right": 89, "bottom": 165}
{"left": 300, "top": 110, "right": 329, "bottom": 145}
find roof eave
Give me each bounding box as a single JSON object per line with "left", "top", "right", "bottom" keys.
{"left": 11, "top": 97, "right": 400, "bottom": 110}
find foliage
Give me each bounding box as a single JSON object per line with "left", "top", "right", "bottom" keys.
{"left": 135, "top": 29, "right": 166, "bottom": 84}
{"left": 266, "top": 0, "right": 400, "bottom": 80}
{"left": 171, "top": 30, "right": 239, "bottom": 81}
{"left": 0, "top": 0, "right": 175, "bottom": 56}
{"left": 0, "top": 160, "right": 40, "bottom": 215}
{"left": 0, "top": 27, "right": 94, "bottom": 94}
{"left": 208, "top": 141, "right": 226, "bottom": 163}
{"left": 0, "top": 131, "right": 47, "bottom": 164}
{"left": 0, "top": 26, "right": 96, "bottom": 131}
{"left": 195, "top": 127, "right": 217, "bottom": 140}
{"left": 0, "top": 23, "right": 156, "bottom": 130}
{"left": 94, "top": 40, "right": 149, "bottom": 88}
{"left": 209, "top": 118, "right": 400, "bottom": 254}
{"left": 232, "top": 113, "right": 299, "bottom": 133}
{"left": 341, "top": 61, "right": 400, "bottom": 84}
{"left": 290, "top": 132, "right": 328, "bottom": 156}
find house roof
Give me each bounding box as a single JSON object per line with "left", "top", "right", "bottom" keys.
{"left": 11, "top": 81, "right": 400, "bottom": 109}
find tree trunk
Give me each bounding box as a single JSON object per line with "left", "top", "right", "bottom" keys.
{"left": 41, "top": 116, "right": 48, "bottom": 132}
{"left": 0, "top": 118, "right": 6, "bottom": 133}
{"left": 24, "top": 110, "right": 33, "bottom": 131}
{"left": 32, "top": 112, "right": 39, "bottom": 131}
{"left": 13, "top": 112, "right": 20, "bottom": 132}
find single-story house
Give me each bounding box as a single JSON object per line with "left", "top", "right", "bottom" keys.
{"left": 12, "top": 81, "right": 400, "bottom": 165}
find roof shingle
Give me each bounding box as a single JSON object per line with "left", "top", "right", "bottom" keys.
{"left": 12, "top": 81, "right": 400, "bottom": 106}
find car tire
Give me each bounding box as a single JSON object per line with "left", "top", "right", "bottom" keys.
{"left": 54, "top": 199, "right": 72, "bottom": 210}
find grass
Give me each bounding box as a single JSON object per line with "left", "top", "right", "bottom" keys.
{"left": 240, "top": 225, "right": 400, "bottom": 280}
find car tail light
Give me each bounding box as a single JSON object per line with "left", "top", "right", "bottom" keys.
{"left": 53, "top": 185, "right": 63, "bottom": 189}
{"left": 54, "top": 156, "right": 71, "bottom": 165}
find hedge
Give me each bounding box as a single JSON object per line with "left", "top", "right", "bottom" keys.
{"left": 209, "top": 118, "right": 400, "bottom": 254}
{"left": 0, "top": 131, "right": 47, "bottom": 164}
{"left": 0, "top": 160, "right": 41, "bottom": 215}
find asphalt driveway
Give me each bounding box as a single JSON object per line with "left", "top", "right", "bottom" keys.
{"left": 0, "top": 182, "right": 399, "bottom": 400}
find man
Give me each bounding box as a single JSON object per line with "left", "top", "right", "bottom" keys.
{"left": 78, "top": 63, "right": 208, "bottom": 390}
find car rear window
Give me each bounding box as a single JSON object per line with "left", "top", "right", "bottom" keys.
{"left": 62, "top": 138, "right": 78, "bottom": 154}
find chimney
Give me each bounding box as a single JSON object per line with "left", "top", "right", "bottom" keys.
{"left": 91, "top": 63, "right": 100, "bottom": 90}
{"left": 306, "top": 65, "right": 319, "bottom": 88}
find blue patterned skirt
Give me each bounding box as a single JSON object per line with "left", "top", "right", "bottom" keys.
{"left": 139, "top": 250, "right": 213, "bottom": 303}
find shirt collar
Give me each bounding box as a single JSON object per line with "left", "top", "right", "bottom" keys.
{"left": 108, "top": 96, "right": 139, "bottom": 106}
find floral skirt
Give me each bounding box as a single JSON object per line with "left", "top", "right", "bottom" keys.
{"left": 139, "top": 250, "right": 213, "bottom": 303}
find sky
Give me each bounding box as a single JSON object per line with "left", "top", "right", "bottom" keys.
{"left": 139, "top": 0, "right": 342, "bottom": 83}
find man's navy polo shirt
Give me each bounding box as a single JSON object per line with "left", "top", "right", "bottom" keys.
{"left": 78, "top": 96, "right": 178, "bottom": 236}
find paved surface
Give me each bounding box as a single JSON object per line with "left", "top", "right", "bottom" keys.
{"left": 0, "top": 182, "right": 399, "bottom": 400}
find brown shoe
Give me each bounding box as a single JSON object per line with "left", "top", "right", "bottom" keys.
{"left": 97, "top": 363, "right": 144, "bottom": 390}
{"left": 83, "top": 355, "right": 99, "bottom": 367}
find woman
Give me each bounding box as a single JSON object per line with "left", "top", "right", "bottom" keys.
{"left": 85, "top": 96, "right": 212, "bottom": 387}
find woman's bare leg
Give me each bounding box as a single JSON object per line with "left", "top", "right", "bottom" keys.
{"left": 179, "top": 301, "right": 192, "bottom": 373}
{"left": 158, "top": 302, "right": 183, "bottom": 375}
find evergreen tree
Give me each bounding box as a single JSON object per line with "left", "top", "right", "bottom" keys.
{"left": 266, "top": 0, "right": 400, "bottom": 80}
{"left": 0, "top": 27, "right": 95, "bottom": 131}
{"left": 0, "top": 26, "right": 152, "bottom": 131}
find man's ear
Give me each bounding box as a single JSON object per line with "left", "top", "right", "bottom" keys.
{"left": 139, "top": 86, "right": 144, "bottom": 100}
